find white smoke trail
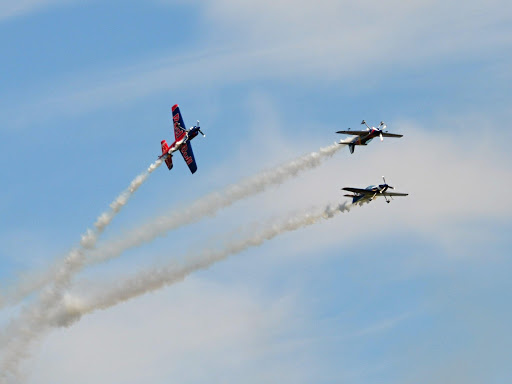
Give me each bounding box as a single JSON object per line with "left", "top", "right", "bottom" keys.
{"left": 0, "top": 159, "right": 162, "bottom": 383}
{"left": 0, "top": 142, "right": 343, "bottom": 309}
{"left": 88, "top": 142, "right": 344, "bottom": 265}
{"left": 50, "top": 202, "right": 352, "bottom": 328}
{"left": 81, "top": 159, "right": 163, "bottom": 248}
{"left": 0, "top": 161, "right": 163, "bottom": 311}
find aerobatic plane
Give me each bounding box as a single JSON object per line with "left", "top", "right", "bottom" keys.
{"left": 159, "top": 104, "right": 205, "bottom": 174}
{"left": 336, "top": 120, "right": 403, "bottom": 154}
{"left": 342, "top": 177, "right": 408, "bottom": 206}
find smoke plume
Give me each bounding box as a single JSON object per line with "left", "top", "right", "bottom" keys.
{"left": 51, "top": 202, "right": 351, "bottom": 327}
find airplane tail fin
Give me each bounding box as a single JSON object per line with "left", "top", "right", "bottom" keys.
{"left": 343, "top": 193, "right": 363, "bottom": 204}
{"left": 161, "top": 140, "right": 173, "bottom": 170}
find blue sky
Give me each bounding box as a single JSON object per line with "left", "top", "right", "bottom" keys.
{"left": 1, "top": 0, "right": 511, "bottom": 382}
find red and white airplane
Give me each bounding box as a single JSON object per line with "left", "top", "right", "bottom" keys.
{"left": 336, "top": 120, "right": 403, "bottom": 154}
{"left": 159, "top": 104, "right": 205, "bottom": 174}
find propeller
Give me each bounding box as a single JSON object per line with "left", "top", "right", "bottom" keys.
{"left": 378, "top": 121, "right": 387, "bottom": 141}
{"left": 196, "top": 120, "right": 205, "bottom": 137}
{"left": 381, "top": 176, "right": 394, "bottom": 191}
{"left": 379, "top": 176, "right": 391, "bottom": 203}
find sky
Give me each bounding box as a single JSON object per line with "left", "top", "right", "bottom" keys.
{"left": 0, "top": 0, "right": 511, "bottom": 382}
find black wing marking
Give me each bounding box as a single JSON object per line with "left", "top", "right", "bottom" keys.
{"left": 342, "top": 187, "right": 375, "bottom": 195}
{"left": 336, "top": 130, "right": 369, "bottom": 136}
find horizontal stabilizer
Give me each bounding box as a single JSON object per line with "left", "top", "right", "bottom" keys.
{"left": 342, "top": 187, "right": 370, "bottom": 194}
{"left": 160, "top": 140, "right": 173, "bottom": 170}
{"left": 165, "top": 155, "right": 173, "bottom": 170}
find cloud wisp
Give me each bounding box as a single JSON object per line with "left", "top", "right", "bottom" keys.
{"left": 5, "top": 0, "right": 510, "bottom": 129}
{"left": 0, "top": 159, "right": 162, "bottom": 383}
{"left": 0, "top": 0, "right": 72, "bottom": 22}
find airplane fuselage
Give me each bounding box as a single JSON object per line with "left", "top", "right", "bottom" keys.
{"left": 349, "top": 184, "right": 390, "bottom": 205}
{"left": 167, "top": 136, "right": 186, "bottom": 154}
{"left": 342, "top": 177, "right": 407, "bottom": 205}
{"left": 336, "top": 121, "right": 402, "bottom": 154}
{"left": 344, "top": 128, "right": 380, "bottom": 146}
{"left": 162, "top": 127, "right": 202, "bottom": 157}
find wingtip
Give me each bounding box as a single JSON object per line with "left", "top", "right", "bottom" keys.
{"left": 172, "top": 104, "right": 179, "bottom": 112}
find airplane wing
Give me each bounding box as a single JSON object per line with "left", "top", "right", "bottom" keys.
{"left": 336, "top": 130, "right": 368, "bottom": 136}
{"left": 381, "top": 192, "right": 408, "bottom": 197}
{"left": 341, "top": 187, "right": 375, "bottom": 195}
{"left": 179, "top": 142, "right": 198, "bottom": 174}
{"left": 381, "top": 132, "right": 403, "bottom": 138}
{"left": 172, "top": 104, "right": 187, "bottom": 140}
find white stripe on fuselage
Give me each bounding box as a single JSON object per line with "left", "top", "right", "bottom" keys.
{"left": 167, "top": 135, "right": 187, "bottom": 154}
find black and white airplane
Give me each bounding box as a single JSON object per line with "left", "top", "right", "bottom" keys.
{"left": 342, "top": 177, "right": 408, "bottom": 205}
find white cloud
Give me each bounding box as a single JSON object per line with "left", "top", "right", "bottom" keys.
{"left": 204, "top": 0, "right": 511, "bottom": 40}
{"left": 26, "top": 277, "right": 317, "bottom": 384}
{"left": 202, "top": 0, "right": 512, "bottom": 70}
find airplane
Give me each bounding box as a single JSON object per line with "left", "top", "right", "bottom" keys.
{"left": 159, "top": 104, "right": 205, "bottom": 174}
{"left": 336, "top": 120, "right": 403, "bottom": 154}
{"left": 342, "top": 177, "right": 408, "bottom": 205}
